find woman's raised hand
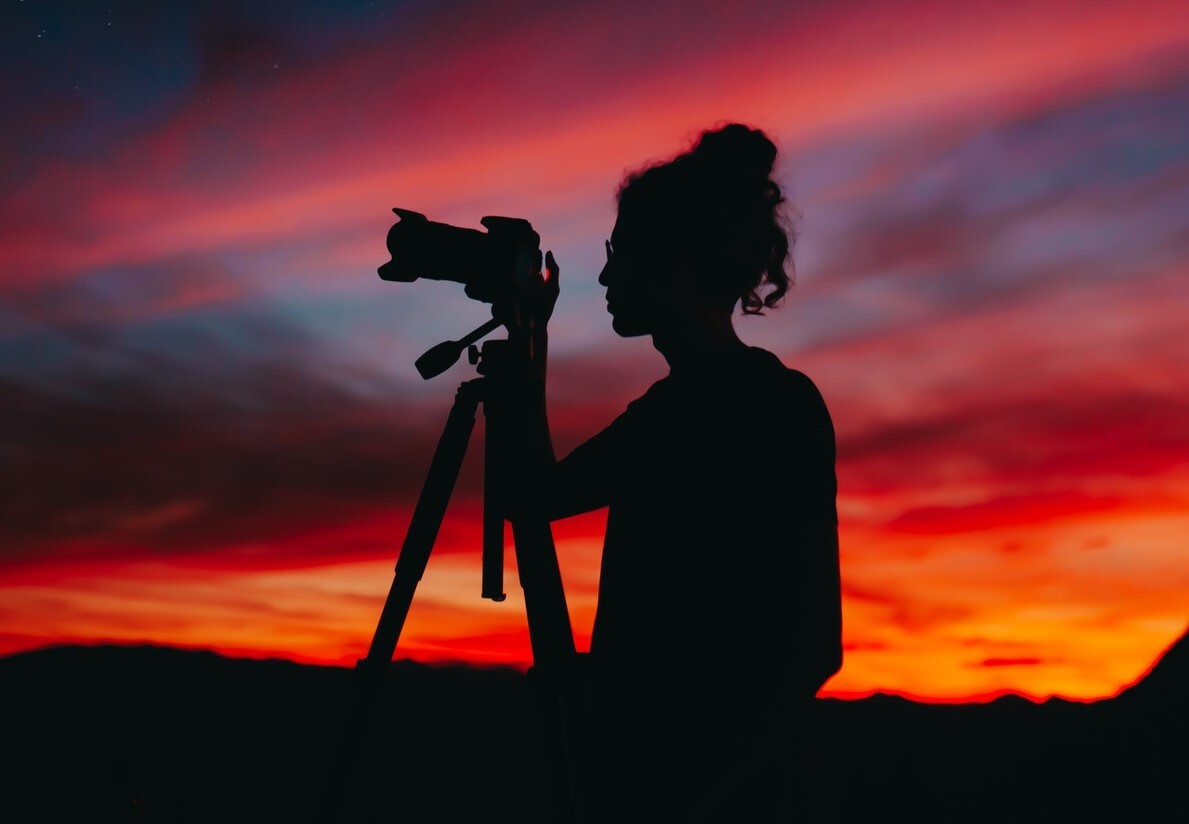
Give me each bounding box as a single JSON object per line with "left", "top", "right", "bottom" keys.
{"left": 501, "top": 248, "right": 559, "bottom": 335}
{"left": 537, "top": 249, "right": 560, "bottom": 328}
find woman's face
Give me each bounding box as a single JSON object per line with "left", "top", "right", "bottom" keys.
{"left": 598, "top": 210, "right": 673, "bottom": 338}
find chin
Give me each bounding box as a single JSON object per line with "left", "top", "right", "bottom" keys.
{"left": 610, "top": 315, "right": 651, "bottom": 338}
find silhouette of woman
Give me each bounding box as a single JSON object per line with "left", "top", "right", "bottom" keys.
{"left": 514, "top": 123, "right": 841, "bottom": 821}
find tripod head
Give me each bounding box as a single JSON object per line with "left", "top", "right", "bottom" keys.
{"left": 413, "top": 317, "right": 502, "bottom": 379}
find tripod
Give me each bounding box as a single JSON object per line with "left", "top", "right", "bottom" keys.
{"left": 360, "top": 334, "right": 575, "bottom": 672}
{"left": 323, "top": 324, "right": 590, "bottom": 823}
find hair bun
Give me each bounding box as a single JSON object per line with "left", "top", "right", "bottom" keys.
{"left": 614, "top": 121, "right": 794, "bottom": 315}
{"left": 691, "top": 123, "right": 777, "bottom": 183}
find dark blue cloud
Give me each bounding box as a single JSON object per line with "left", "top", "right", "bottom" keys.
{"left": 780, "top": 62, "right": 1189, "bottom": 353}
{"left": 0, "top": 0, "right": 423, "bottom": 168}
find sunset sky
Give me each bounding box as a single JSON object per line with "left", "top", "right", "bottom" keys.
{"left": 2, "top": 0, "right": 1187, "bottom": 702}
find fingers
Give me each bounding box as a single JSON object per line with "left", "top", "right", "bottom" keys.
{"left": 544, "top": 250, "right": 560, "bottom": 283}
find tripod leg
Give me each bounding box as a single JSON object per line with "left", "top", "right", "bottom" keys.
{"left": 360, "top": 379, "right": 483, "bottom": 673}
{"left": 510, "top": 517, "right": 576, "bottom": 663}
{"left": 480, "top": 356, "right": 587, "bottom": 819}
{"left": 482, "top": 401, "right": 507, "bottom": 602}
{"left": 320, "top": 380, "right": 483, "bottom": 824}
{"left": 509, "top": 516, "right": 596, "bottom": 824}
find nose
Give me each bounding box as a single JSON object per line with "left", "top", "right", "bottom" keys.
{"left": 599, "top": 238, "right": 615, "bottom": 288}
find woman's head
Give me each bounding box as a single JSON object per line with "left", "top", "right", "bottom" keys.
{"left": 599, "top": 123, "right": 795, "bottom": 336}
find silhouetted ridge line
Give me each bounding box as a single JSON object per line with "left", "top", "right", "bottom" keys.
{"left": 2, "top": 643, "right": 1184, "bottom": 822}
{"left": 1112, "top": 623, "right": 1188, "bottom": 705}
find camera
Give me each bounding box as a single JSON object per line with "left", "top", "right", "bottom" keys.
{"left": 378, "top": 208, "right": 542, "bottom": 304}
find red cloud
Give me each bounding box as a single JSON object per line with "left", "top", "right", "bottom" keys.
{"left": 887, "top": 491, "right": 1123, "bottom": 534}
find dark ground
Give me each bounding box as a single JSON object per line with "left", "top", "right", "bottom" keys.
{"left": 2, "top": 631, "right": 1185, "bottom": 823}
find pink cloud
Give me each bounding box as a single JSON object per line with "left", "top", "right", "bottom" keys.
{"left": 4, "top": 0, "right": 1184, "bottom": 292}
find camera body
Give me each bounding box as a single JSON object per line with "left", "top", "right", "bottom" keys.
{"left": 379, "top": 208, "right": 541, "bottom": 304}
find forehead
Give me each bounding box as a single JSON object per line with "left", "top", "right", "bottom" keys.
{"left": 610, "top": 203, "right": 657, "bottom": 248}
{"left": 613, "top": 185, "right": 697, "bottom": 248}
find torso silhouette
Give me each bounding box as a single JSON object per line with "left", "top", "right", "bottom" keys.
{"left": 548, "top": 343, "right": 841, "bottom": 818}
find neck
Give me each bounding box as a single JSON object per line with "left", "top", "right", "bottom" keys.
{"left": 652, "top": 306, "right": 745, "bottom": 375}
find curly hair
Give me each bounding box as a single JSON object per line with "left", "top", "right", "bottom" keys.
{"left": 616, "top": 122, "right": 795, "bottom": 314}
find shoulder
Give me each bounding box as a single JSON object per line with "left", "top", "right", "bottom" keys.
{"left": 747, "top": 347, "right": 828, "bottom": 403}
{"left": 596, "top": 375, "right": 674, "bottom": 440}
{"left": 744, "top": 348, "right": 835, "bottom": 441}
{"left": 621, "top": 372, "right": 675, "bottom": 413}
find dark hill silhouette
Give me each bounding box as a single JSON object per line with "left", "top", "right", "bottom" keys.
{"left": 800, "top": 626, "right": 1188, "bottom": 822}
{"left": 1113, "top": 625, "right": 1188, "bottom": 707}
{"left": 2, "top": 631, "right": 1185, "bottom": 822}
